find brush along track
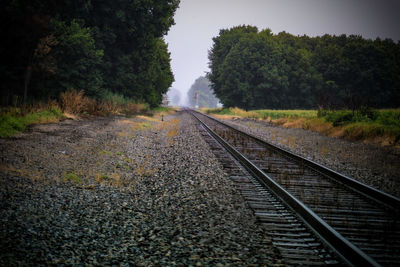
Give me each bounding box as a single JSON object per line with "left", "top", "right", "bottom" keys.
{"left": 189, "top": 110, "right": 400, "bottom": 266}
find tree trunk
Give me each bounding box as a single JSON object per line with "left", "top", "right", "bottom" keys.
{"left": 23, "top": 65, "right": 32, "bottom": 104}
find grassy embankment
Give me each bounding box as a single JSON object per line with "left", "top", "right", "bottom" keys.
{"left": 204, "top": 107, "right": 400, "bottom": 147}
{"left": 0, "top": 90, "right": 175, "bottom": 138}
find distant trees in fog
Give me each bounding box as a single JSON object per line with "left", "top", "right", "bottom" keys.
{"left": 167, "top": 88, "right": 181, "bottom": 106}
{"left": 208, "top": 25, "right": 400, "bottom": 110}
{"left": 187, "top": 76, "right": 220, "bottom": 108}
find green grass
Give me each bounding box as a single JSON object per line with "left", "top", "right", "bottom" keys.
{"left": 99, "top": 174, "right": 110, "bottom": 181}
{"left": 99, "top": 150, "right": 114, "bottom": 156}
{"left": 323, "top": 108, "right": 400, "bottom": 128}
{"left": 0, "top": 107, "right": 63, "bottom": 138}
{"left": 63, "top": 172, "right": 82, "bottom": 183}
{"left": 102, "top": 91, "right": 134, "bottom": 106}
{"left": 152, "top": 106, "right": 171, "bottom": 113}
{"left": 205, "top": 107, "right": 317, "bottom": 119}
{"left": 254, "top": 109, "right": 317, "bottom": 119}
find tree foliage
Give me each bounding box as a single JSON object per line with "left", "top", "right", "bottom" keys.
{"left": 208, "top": 26, "right": 400, "bottom": 110}
{"left": 0, "top": 0, "right": 179, "bottom": 107}
{"left": 187, "top": 76, "right": 220, "bottom": 108}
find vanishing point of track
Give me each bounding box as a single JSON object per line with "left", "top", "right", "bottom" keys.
{"left": 188, "top": 109, "right": 400, "bottom": 266}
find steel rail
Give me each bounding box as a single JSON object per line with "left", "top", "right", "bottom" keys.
{"left": 190, "top": 110, "right": 381, "bottom": 266}
{"left": 192, "top": 110, "right": 400, "bottom": 210}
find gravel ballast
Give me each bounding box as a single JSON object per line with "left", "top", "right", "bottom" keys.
{"left": 0, "top": 112, "right": 282, "bottom": 266}
{"left": 216, "top": 117, "right": 400, "bottom": 198}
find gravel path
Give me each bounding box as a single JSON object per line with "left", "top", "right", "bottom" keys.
{"left": 215, "top": 117, "right": 400, "bottom": 198}
{"left": 0, "top": 112, "right": 282, "bottom": 266}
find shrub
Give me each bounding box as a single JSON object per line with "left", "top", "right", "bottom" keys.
{"left": 60, "top": 89, "right": 89, "bottom": 114}
{"left": 0, "top": 115, "right": 25, "bottom": 137}
{"left": 325, "top": 110, "right": 354, "bottom": 126}
{"left": 124, "top": 102, "right": 149, "bottom": 115}
{"left": 376, "top": 109, "right": 400, "bottom": 128}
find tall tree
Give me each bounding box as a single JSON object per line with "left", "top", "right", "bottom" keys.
{"left": 208, "top": 26, "right": 400, "bottom": 109}
{"left": 0, "top": 0, "right": 179, "bottom": 107}
{"left": 208, "top": 25, "right": 258, "bottom": 101}
{"left": 42, "top": 19, "right": 104, "bottom": 98}
{"left": 82, "top": 0, "right": 179, "bottom": 106}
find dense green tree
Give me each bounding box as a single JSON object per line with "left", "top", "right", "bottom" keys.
{"left": 275, "top": 32, "right": 323, "bottom": 109}
{"left": 218, "top": 31, "right": 288, "bottom": 109}
{"left": 208, "top": 25, "right": 258, "bottom": 100}
{"left": 208, "top": 26, "right": 400, "bottom": 109}
{"left": 0, "top": 0, "right": 179, "bottom": 107}
{"left": 40, "top": 19, "right": 104, "bottom": 98}
{"left": 81, "top": 0, "right": 178, "bottom": 106}
{"left": 187, "top": 76, "right": 219, "bottom": 108}
{"left": 0, "top": 0, "right": 93, "bottom": 103}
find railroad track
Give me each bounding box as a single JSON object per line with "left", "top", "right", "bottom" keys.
{"left": 188, "top": 109, "right": 400, "bottom": 266}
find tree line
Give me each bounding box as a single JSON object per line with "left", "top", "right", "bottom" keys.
{"left": 208, "top": 25, "right": 400, "bottom": 110}
{"left": 0, "top": 0, "right": 179, "bottom": 107}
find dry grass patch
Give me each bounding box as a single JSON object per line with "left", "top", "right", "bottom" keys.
{"left": 118, "top": 119, "right": 137, "bottom": 126}
{"left": 281, "top": 118, "right": 306, "bottom": 128}
{"left": 155, "top": 117, "right": 180, "bottom": 146}
{"left": 0, "top": 164, "right": 46, "bottom": 183}
{"left": 213, "top": 114, "right": 241, "bottom": 120}
{"left": 134, "top": 153, "right": 158, "bottom": 178}
{"left": 364, "top": 136, "right": 398, "bottom": 147}
{"left": 282, "top": 136, "right": 297, "bottom": 149}
{"left": 272, "top": 118, "right": 288, "bottom": 125}
{"left": 136, "top": 164, "right": 158, "bottom": 177}
{"left": 328, "top": 127, "right": 346, "bottom": 138}
{"left": 118, "top": 131, "right": 130, "bottom": 137}
{"left": 302, "top": 118, "right": 333, "bottom": 134}
{"left": 117, "top": 119, "right": 153, "bottom": 138}
{"left": 60, "top": 89, "right": 89, "bottom": 114}
{"left": 136, "top": 115, "right": 160, "bottom": 122}
{"left": 156, "top": 117, "right": 179, "bottom": 131}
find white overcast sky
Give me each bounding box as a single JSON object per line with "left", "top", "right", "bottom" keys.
{"left": 164, "top": 0, "right": 400, "bottom": 100}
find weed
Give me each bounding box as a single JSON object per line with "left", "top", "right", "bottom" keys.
{"left": 167, "top": 128, "right": 178, "bottom": 138}
{"left": 99, "top": 150, "right": 113, "bottom": 156}
{"left": 136, "top": 165, "right": 158, "bottom": 177}
{"left": 101, "top": 174, "right": 110, "bottom": 180}
{"left": 320, "top": 147, "right": 329, "bottom": 156}
{"left": 64, "top": 172, "right": 82, "bottom": 183}
{"left": 118, "top": 131, "right": 130, "bottom": 137}
{"left": 95, "top": 173, "right": 115, "bottom": 183}
{"left": 111, "top": 172, "right": 122, "bottom": 187}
